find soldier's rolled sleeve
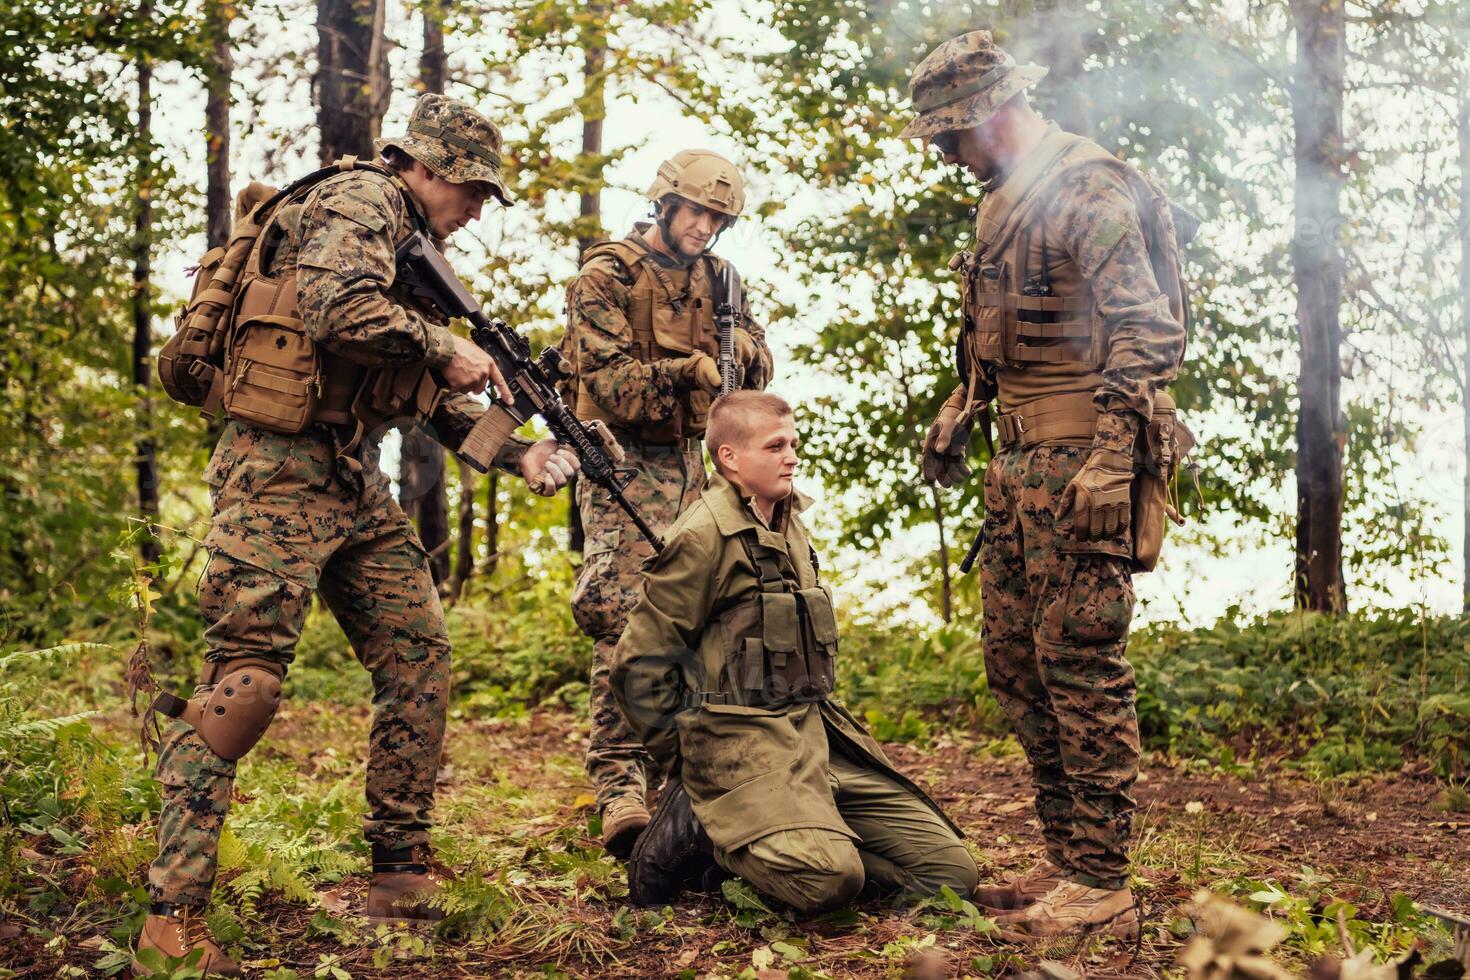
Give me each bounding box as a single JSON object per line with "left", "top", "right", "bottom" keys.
{"left": 431, "top": 394, "right": 531, "bottom": 474}
{"left": 739, "top": 293, "right": 774, "bottom": 391}
{"left": 296, "top": 179, "right": 455, "bottom": 368}
{"left": 1050, "top": 164, "right": 1186, "bottom": 425}
{"left": 571, "top": 262, "right": 683, "bottom": 424}
{"left": 610, "top": 528, "right": 716, "bottom": 768}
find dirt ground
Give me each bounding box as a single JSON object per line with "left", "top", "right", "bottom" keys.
{"left": 6, "top": 707, "right": 1467, "bottom": 979}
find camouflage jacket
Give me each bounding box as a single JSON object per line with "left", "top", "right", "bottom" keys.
{"left": 270, "top": 169, "right": 527, "bottom": 469}
{"left": 565, "top": 224, "right": 774, "bottom": 427}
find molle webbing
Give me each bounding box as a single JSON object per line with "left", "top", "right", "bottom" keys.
{"left": 994, "top": 391, "right": 1099, "bottom": 449}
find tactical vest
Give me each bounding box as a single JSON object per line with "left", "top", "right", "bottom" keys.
{"left": 562, "top": 236, "right": 727, "bottom": 442}
{"left": 954, "top": 130, "right": 1189, "bottom": 432}
{"left": 220, "top": 169, "right": 446, "bottom": 443}
{"left": 706, "top": 531, "right": 838, "bottom": 708}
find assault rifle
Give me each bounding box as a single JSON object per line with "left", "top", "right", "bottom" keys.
{"left": 394, "top": 230, "right": 664, "bottom": 553}
{"left": 715, "top": 263, "right": 742, "bottom": 396}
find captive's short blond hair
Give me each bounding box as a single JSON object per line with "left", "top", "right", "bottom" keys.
{"left": 706, "top": 391, "right": 794, "bottom": 475}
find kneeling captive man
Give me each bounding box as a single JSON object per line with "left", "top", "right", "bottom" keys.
{"left": 613, "top": 392, "right": 979, "bottom": 914}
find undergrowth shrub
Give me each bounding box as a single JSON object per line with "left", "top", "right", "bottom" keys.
{"left": 1129, "top": 610, "right": 1470, "bottom": 775}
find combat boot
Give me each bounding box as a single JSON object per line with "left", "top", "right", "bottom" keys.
{"left": 600, "top": 795, "right": 651, "bottom": 859}
{"left": 132, "top": 906, "right": 242, "bottom": 977}
{"left": 973, "top": 857, "right": 1067, "bottom": 912}
{"left": 366, "top": 844, "right": 451, "bottom": 926}
{"left": 628, "top": 775, "right": 726, "bottom": 906}
{"left": 995, "top": 880, "right": 1140, "bottom": 941}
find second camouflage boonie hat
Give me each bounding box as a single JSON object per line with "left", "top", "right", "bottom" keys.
{"left": 899, "top": 31, "right": 1048, "bottom": 140}
{"left": 376, "top": 93, "right": 512, "bottom": 204}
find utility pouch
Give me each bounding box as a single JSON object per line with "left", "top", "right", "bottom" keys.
{"left": 221, "top": 276, "right": 321, "bottom": 434}
{"left": 970, "top": 263, "right": 1007, "bottom": 364}
{"left": 796, "top": 586, "right": 838, "bottom": 699}
{"left": 1131, "top": 394, "right": 1196, "bottom": 572}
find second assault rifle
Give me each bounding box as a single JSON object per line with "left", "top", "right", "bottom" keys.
{"left": 394, "top": 230, "right": 664, "bottom": 553}
{"left": 714, "top": 263, "right": 742, "bottom": 396}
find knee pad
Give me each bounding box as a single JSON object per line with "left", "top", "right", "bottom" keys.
{"left": 153, "top": 659, "right": 284, "bottom": 761}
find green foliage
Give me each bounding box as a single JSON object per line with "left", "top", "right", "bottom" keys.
{"left": 1132, "top": 609, "right": 1470, "bottom": 776}
{"left": 1222, "top": 871, "right": 1448, "bottom": 966}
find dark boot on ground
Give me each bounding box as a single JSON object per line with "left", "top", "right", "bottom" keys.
{"left": 628, "top": 775, "right": 727, "bottom": 906}
{"left": 974, "top": 857, "right": 1067, "bottom": 912}
{"left": 132, "top": 906, "right": 242, "bottom": 978}
{"left": 366, "top": 844, "right": 451, "bottom": 926}
{"left": 600, "top": 795, "right": 651, "bottom": 859}
{"left": 995, "top": 881, "right": 1140, "bottom": 941}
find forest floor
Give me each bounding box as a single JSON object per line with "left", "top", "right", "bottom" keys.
{"left": 6, "top": 701, "right": 1469, "bottom": 980}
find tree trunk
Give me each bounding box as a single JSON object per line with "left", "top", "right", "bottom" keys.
{"left": 420, "top": 0, "right": 446, "bottom": 94}
{"left": 1460, "top": 93, "right": 1470, "bottom": 613}
{"left": 929, "top": 484, "right": 953, "bottom": 623}
{"left": 133, "top": 9, "right": 161, "bottom": 566}
{"left": 480, "top": 469, "right": 501, "bottom": 575}
{"left": 205, "top": 0, "right": 233, "bottom": 251}
{"left": 1032, "top": 0, "right": 1090, "bottom": 134}
{"left": 316, "top": 0, "right": 390, "bottom": 163}
{"left": 449, "top": 460, "right": 475, "bottom": 601}
{"left": 568, "top": 3, "right": 609, "bottom": 554}
{"left": 1289, "top": 0, "right": 1347, "bottom": 613}
{"left": 397, "top": 0, "right": 452, "bottom": 585}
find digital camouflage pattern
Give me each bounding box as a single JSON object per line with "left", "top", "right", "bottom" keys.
{"left": 566, "top": 224, "right": 772, "bottom": 810}
{"left": 1045, "top": 160, "right": 1188, "bottom": 426}
{"left": 150, "top": 116, "right": 525, "bottom": 907}
{"left": 899, "top": 31, "right": 1048, "bottom": 140}
{"left": 611, "top": 474, "right": 977, "bottom": 914}
{"left": 979, "top": 443, "right": 1140, "bottom": 891}
{"left": 572, "top": 444, "right": 707, "bottom": 810}
{"left": 375, "top": 92, "right": 511, "bottom": 204}
{"left": 151, "top": 424, "right": 453, "bottom": 906}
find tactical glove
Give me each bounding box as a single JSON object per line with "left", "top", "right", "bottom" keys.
{"left": 922, "top": 406, "right": 973, "bottom": 487}
{"left": 671, "top": 351, "right": 723, "bottom": 395}
{"left": 734, "top": 328, "right": 759, "bottom": 368}
{"left": 1057, "top": 449, "right": 1134, "bottom": 541}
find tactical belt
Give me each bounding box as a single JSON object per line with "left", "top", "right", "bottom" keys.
{"left": 995, "top": 391, "right": 1100, "bottom": 449}
{"left": 612, "top": 431, "right": 703, "bottom": 455}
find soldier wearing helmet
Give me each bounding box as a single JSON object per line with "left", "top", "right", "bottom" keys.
{"left": 560, "top": 149, "right": 773, "bottom": 856}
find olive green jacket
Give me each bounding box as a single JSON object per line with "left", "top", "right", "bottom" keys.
{"left": 611, "top": 473, "right": 958, "bottom": 851}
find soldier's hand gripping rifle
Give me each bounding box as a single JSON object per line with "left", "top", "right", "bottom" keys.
{"left": 394, "top": 230, "right": 664, "bottom": 553}
{"left": 715, "top": 263, "right": 742, "bottom": 396}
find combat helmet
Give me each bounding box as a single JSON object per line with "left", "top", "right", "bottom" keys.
{"left": 646, "top": 149, "right": 745, "bottom": 259}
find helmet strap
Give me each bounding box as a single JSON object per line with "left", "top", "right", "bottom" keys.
{"left": 652, "top": 197, "right": 735, "bottom": 264}
{"left": 653, "top": 198, "right": 699, "bottom": 266}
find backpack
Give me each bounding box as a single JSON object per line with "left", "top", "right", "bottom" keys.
{"left": 157, "top": 157, "right": 397, "bottom": 418}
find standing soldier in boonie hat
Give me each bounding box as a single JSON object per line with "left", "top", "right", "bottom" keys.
{"left": 135, "top": 93, "right": 582, "bottom": 976}
{"left": 903, "top": 31, "right": 1194, "bottom": 940}
{"left": 557, "top": 149, "right": 773, "bottom": 857}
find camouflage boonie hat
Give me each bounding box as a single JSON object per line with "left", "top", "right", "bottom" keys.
{"left": 899, "top": 31, "right": 1048, "bottom": 140}
{"left": 376, "top": 93, "right": 512, "bottom": 204}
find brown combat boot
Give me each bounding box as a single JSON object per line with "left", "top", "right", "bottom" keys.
{"left": 995, "top": 881, "right": 1140, "bottom": 941}
{"left": 974, "top": 857, "right": 1068, "bottom": 912}
{"left": 366, "top": 844, "right": 451, "bottom": 926}
{"left": 132, "top": 907, "right": 242, "bottom": 977}
{"left": 600, "top": 796, "right": 651, "bottom": 859}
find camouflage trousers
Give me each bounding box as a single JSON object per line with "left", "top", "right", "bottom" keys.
{"left": 979, "top": 444, "right": 1139, "bottom": 890}
{"left": 571, "top": 439, "right": 706, "bottom": 811}
{"left": 149, "top": 423, "right": 451, "bottom": 908}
